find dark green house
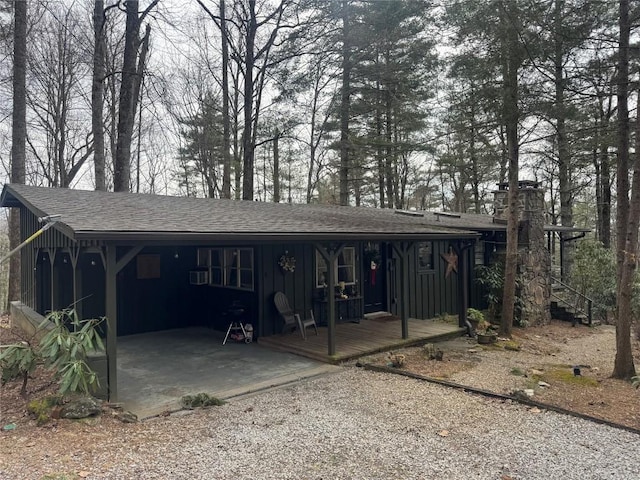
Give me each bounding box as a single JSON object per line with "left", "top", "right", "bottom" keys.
{"left": 2, "top": 184, "right": 493, "bottom": 400}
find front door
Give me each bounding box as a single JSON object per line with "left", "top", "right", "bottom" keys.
{"left": 362, "top": 242, "right": 386, "bottom": 314}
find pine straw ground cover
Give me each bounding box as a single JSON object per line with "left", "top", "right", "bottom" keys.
{"left": 362, "top": 319, "right": 640, "bottom": 431}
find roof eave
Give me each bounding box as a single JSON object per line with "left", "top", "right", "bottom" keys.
{"left": 76, "top": 230, "right": 480, "bottom": 244}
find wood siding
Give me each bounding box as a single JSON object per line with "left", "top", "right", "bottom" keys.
{"left": 22, "top": 235, "right": 473, "bottom": 341}
{"left": 389, "top": 240, "right": 463, "bottom": 319}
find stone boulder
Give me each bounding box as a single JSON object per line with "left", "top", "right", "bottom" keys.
{"left": 60, "top": 396, "right": 102, "bottom": 419}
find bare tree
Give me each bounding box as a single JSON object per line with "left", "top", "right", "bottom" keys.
{"left": 113, "top": 0, "right": 158, "bottom": 192}
{"left": 92, "top": 1, "right": 109, "bottom": 191}
{"left": 500, "top": 0, "right": 525, "bottom": 337}
{"left": 338, "top": 0, "right": 351, "bottom": 206}
{"left": 612, "top": 0, "right": 636, "bottom": 380}
{"left": 8, "top": 0, "right": 27, "bottom": 308}
{"left": 26, "top": 4, "right": 93, "bottom": 188}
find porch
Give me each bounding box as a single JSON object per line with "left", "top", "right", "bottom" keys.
{"left": 258, "top": 317, "right": 465, "bottom": 363}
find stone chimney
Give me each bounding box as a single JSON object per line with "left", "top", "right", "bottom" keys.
{"left": 493, "top": 180, "right": 551, "bottom": 326}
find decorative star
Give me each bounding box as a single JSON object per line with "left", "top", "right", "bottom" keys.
{"left": 441, "top": 247, "right": 458, "bottom": 278}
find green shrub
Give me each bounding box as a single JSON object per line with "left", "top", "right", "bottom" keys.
{"left": 467, "top": 308, "right": 485, "bottom": 323}
{"left": 475, "top": 263, "right": 525, "bottom": 326}
{"left": 0, "top": 341, "right": 38, "bottom": 398}
{"left": 570, "top": 239, "right": 616, "bottom": 322}
{"left": 39, "top": 309, "right": 105, "bottom": 396}
{"left": 181, "top": 393, "right": 225, "bottom": 409}
{"left": 27, "top": 395, "right": 63, "bottom": 425}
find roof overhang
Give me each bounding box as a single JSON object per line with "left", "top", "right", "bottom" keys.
{"left": 75, "top": 230, "right": 480, "bottom": 245}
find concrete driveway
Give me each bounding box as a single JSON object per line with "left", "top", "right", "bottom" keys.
{"left": 116, "top": 327, "right": 338, "bottom": 418}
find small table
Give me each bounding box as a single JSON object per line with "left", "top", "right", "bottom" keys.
{"left": 314, "top": 296, "right": 363, "bottom": 326}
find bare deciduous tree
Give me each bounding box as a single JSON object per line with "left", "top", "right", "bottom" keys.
{"left": 113, "top": 0, "right": 158, "bottom": 192}
{"left": 8, "top": 0, "right": 27, "bottom": 308}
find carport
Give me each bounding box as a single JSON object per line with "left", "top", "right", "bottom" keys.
{"left": 117, "top": 327, "right": 338, "bottom": 419}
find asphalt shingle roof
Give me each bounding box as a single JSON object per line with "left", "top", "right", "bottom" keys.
{"left": 1, "top": 184, "right": 480, "bottom": 243}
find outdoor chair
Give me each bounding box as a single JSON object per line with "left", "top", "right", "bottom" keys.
{"left": 273, "top": 291, "right": 318, "bottom": 340}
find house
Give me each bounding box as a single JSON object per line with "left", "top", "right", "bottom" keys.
{"left": 3, "top": 181, "right": 587, "bottom": 400}
{"left": 1, "top": 184, "right": 485, "bottom": 400}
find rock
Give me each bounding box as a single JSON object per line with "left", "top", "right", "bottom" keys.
{"left": 116, "top": 411, "right": 138, "bottom": 423}
{"left": 523, "top": 389, "right": 535, "bottom": 397}
{"left": 538, "top": 381, "right": 550, "bottom": 388}
{"left": 529, "top": 369, "right": 544, "bottom": 376}
{"left": 467, "top": 348, "right": 481, "bottom": 353}
{"left": 60, "top": 397, "right": 102, "bottom": 419}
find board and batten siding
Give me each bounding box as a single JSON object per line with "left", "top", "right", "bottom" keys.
{"left": 389, "top": 240, "right": 463, "bottom": 320}
{"left": 257, "top": 243, "right": 317, "bottom": 337}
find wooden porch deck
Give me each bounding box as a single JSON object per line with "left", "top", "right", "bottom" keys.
{"left": 258, "top": 318, "right": 465, "bottom": 363}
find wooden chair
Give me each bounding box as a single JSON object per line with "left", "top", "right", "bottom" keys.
{"left": 273, "top": 291, "right": 318, "bottom": 340}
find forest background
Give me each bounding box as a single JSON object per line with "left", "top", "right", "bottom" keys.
{"left": 0, "top": 1, "right": 639, "bottom": 376}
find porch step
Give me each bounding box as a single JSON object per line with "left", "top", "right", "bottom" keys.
{"left": 550, "top": 303, "right": 589, "bottom": 326}
{"left": 364, "top": 311, "right": 400, "bottom": 323}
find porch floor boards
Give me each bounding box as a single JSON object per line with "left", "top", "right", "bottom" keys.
{"left": 258, "top": 318, "right": 465, "bottom": 363}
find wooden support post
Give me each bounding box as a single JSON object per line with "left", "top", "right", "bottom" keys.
{"left": 70, "top": 247, "right": 82, "bottom": 320}
{"left": 105, "top": 245, "right": 118, "bottom": 401}
{"left": 392, "top": 242, "right": 412, "bottom": 340}
{"left": 456, "top": 240, "right": 475, "bottom": 329}
{"left": 315, "top": 243, "right": 345, "bottom": 357}
{"left": 104, "top": 244, "right": 144, "bottom": 402}
{"left": 49, "top": 248, "right": 57, "bottom": 311}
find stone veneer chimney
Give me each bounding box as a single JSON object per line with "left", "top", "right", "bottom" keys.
{"left": 493, "top": 180, "right": 551, "bottom": 326}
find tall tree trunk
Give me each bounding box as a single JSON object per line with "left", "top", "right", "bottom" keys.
{"left": 470, "top": 89, "right": 480, "bottom": 214}
{"left": 600, "top": 144, "right": 611, "bottom": 248}
{"left": 385, "top": 87, "right": 394, "bottom": 209}
{"left": 616, "top": 0, "right": 630, "bottom": 283}
{"left": 339, "top": 0, "right": 351, "bottom": 206}
{"left": 554, "top": 0, "right": 574, "bottom": 281}
{"left": 500, "top": 0, "right": 521, "bottom": 338}
{"left": 273, "top": 131, "right": 280, "bottom": 203}
{"left": 375, "top": 72, "right": 385, "bottom": 208}
{"left": 220, "top": 0, "right": 231, "bottom": 199}
{"left": 114, "top": 0, "right": 140, "bottom": 192}
{"left": 612, "top": 0, "right": 636, "bottom": 379}
{"left": 92, "top": 0, "right": 106, "bottom": 191}
{"left": 594, "top": 94, "right": 612, "bottom": 248}
{"left": 241, "top": 0, "right": 257, "bottom": 200}
{"left": 113, "top": 0, "right": 157, "bottom": 192}
{"left": 8, "top": 0, "right": 27, "bottom": 308}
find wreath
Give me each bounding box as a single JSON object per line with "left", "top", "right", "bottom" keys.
{"left": 278, "top": 252, "right": 296, "bottom": 273}
{"left": 363, "top": 247, "right": 381, "bottom": 270}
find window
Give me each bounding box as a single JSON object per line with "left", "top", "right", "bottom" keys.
{"left": 206, "top": 247, "right": 254, "bottom": 291}
{"left": 417, "top": 242, "right": 434, "bottom": 271}
{"left": 316, "top": 246, "right": 356, "bottom": 287}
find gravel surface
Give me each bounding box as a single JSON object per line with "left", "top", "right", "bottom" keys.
{"left": 2, "top": 367, "right": 640, "bottom": 480}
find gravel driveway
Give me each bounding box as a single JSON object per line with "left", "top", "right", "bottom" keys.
{"left": 2, "top": 367, "right": 640, "bottom": 479}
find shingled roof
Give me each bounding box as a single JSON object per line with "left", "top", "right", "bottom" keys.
{"left": 1, "top": 184, "right": 479, "bottom": 243}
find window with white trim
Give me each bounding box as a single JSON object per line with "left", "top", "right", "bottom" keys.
{"left": 208, "top": 247, "right": 254, "bottom": 290}
{"left": 316, "top": 246, "right": 356, "bottom": 287}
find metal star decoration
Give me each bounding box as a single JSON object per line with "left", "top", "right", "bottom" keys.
{"left": 440, "top": 247, "right": 458, "bottom": 278}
